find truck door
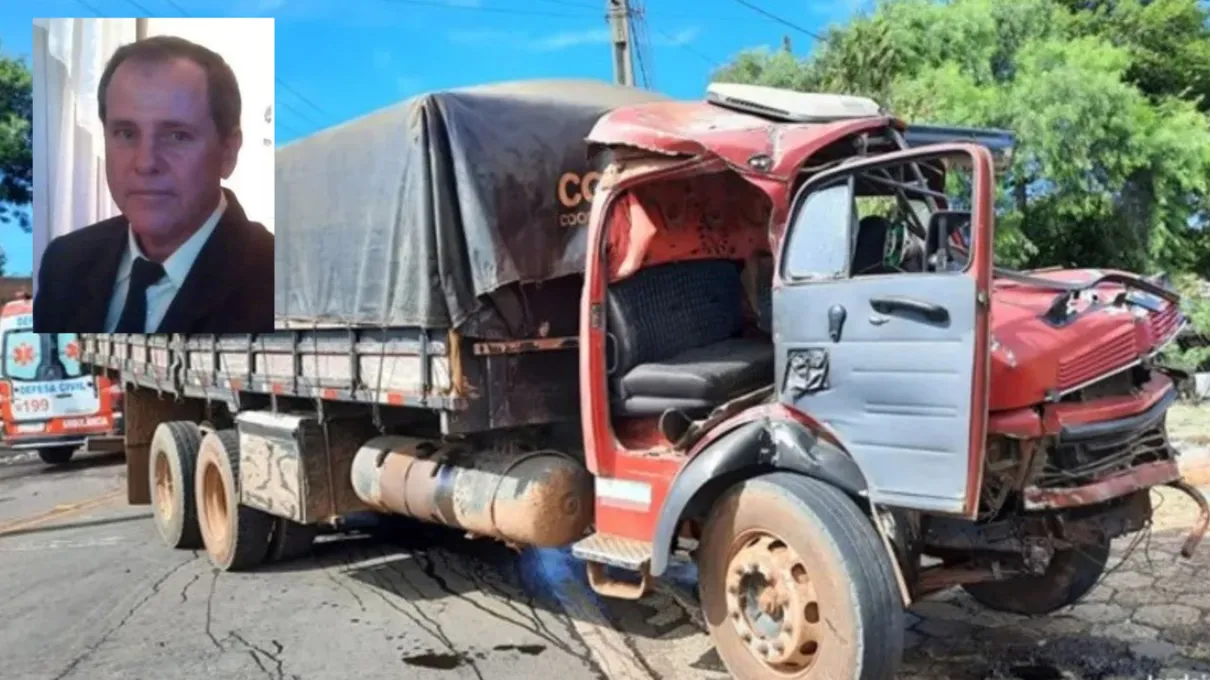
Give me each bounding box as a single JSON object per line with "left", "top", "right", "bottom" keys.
{"left": 773, "top": 144, "right": 994, "bottom": 516}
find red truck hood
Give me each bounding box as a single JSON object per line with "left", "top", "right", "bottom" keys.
{"left": 989, "top": 268, "right": 1184, "bottom": 411}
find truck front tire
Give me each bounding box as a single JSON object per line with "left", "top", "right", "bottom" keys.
{"left": 149, "top": 422, "right": 204, "bottom": 549}
{"left": 962, "top": 538, "right": 1111, "bottom": 615}
{"left": 697, "top": 473, "right": 904, "bottom": 679}
{"left": 195, "top": 429, "right": 275, "bottom": 571}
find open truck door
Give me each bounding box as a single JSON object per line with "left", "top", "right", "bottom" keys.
{"left": 773, "top": 143, "right": 995, "bottom": 516}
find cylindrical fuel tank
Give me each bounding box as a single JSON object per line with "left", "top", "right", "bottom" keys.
{"left": 349, "top": 436, "right": 594, "bottom": 547}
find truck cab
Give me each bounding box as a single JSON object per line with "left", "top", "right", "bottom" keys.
{"left": 573, "top": 83, "right": 1201, "bottom": 678}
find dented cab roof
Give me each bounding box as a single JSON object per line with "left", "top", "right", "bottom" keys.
{"left": 587, "top": 99, "right": 903, "bottom": 178}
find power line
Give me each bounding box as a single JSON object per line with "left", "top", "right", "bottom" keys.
{"left": 639, "top": 23, "right": 658, "bottom": 87}
{"left": 398, "top": 0, "right": 830, "bottom": 50}
{"left": 541, "top": 0, "right": 767, "bottom": 24}
{"left": 631, "top": 18, "right": 650, "bottom": 88}
{"left": 162, "top": 0, "right": 191, "bottom": 16}
{"left": 628, "top": 1, "right": 652, "bottom": 88}
{"left": 275, "top": 118, "right": 306, "bottom": 141}
{"left": 531, "top": 0, "right": 601, "bottom": 11}
{"left": 123, "top": 0, "right": 156, "bottom": 15}
{"left": 274, "top": 77, "right": 332, "bottom": 122}
{"left": 276, "top": 98, "right": 325, "bottom": 129}
{"left": 376, "top": 0, "right": 586, "bottom": 19}
{"left": 729, "top": 0, "right": 826, "bottom": 41}
{"left": 647, "top": 23, "right": 718, "bottom": 69}
{"left": 74, "top": 0, "right": 103, "bottom": 16}
{"left": 644, "top": 8, "right": 792, "bottom": 23}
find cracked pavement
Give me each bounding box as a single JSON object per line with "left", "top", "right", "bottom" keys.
{"left": 1, "top": 449, "right": 1208, "bottom": 680}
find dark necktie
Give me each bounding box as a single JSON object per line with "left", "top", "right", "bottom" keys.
{"left": 114, "top": 258, "right": 167, "bottom": 333}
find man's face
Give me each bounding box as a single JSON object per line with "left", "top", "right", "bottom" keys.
{"left": 103, "top": 57, "right": 241, "bottom": 241}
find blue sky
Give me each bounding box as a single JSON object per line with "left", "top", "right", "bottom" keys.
{"left": 0, "top": 0, "right": 870, "bottom": 276}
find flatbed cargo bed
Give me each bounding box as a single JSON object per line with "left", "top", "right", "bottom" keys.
{"left": 80, "top": 329, "right": 580, "bottom": 435}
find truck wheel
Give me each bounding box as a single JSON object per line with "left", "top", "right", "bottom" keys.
{"left": 267, "top": 517, "right": 318, "bottom": 563}
{"left": 697, "top": 473, "right": 903, "bottom": 680}
{"left": 962, "top": 538, "right": 1110, "bottom": 615}
{"left": 195, "top": 429, "right": 274, "bottom": 571}
{"left": 37, "top": 446, "right": 76, "bottom": 465}
{"left": 149, "top": 422, "right": 204, "bottom": 549}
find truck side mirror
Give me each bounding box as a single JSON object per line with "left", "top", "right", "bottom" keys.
{"left": 927, "top": 210, "right": 971, "bottom": 271}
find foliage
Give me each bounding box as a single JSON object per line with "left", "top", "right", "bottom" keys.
{"left": 0, "top": 42, "right": 31, "bottom": 233}
{"left": 1174, "top": 274, "right": 1210, "bottom": 328}
{"left": 1163, "top": 336, "right": 1210, "bottom": 375}
{"left": 711, "top": 0, "right": 1210, "bottom": 276}
{"left": 1172, "top": 345, "right": 1210, "bottom": 375}
{"left": 1058, "top": 0, "right": 1210, "bottom": 112}
{"left": 1161, "top": 273, "right": 1210, "bottom": 374}
{"left": 1145, "top": 272, "right": 1209, "bottom": 387}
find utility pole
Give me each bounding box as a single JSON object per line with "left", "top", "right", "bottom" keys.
{"left": 606, "top": 0, "right": 634, "bottom": 86}
{"left": 136, "top": 18, "right": 148, "bottom": 40}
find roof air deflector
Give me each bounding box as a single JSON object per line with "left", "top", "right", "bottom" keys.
{"left": 705, "top": 83, "right": 884, "bottom": 123}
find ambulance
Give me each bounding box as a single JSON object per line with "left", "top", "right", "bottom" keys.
{"left": 0, "top": 295, "right": 123, "bottom": 464}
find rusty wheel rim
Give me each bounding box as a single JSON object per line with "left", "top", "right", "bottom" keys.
{"left": 153, "top": 453, "right": 174, "bottom": 522}
{"left": 724, "top": 531, "right": 822, "bottom": 675}
{"left": 200, "top": 458, "right": 230, "bottom": 556}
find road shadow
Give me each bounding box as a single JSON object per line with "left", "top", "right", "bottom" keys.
{"left": 0, "top": 450, "right": 125, "bottom": 482}
{"left": 251, "top": 488, "right": 1210, "bottom": 679}
{"left": 257, "top": 513, "right": 706, "bottom": 650}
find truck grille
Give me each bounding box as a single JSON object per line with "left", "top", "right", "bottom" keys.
{"left": 1038, "top": 423, "right": 1173, "bottom": 489}
{"left": 1148, "top": 303, "right": 1183, "bottom": 347}
{"left": 1057, "top": 330, "right": 1138, "bottom": 391}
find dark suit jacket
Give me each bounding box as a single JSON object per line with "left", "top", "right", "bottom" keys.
{"left": 33, "top": 188, "right": 274, "bottom": 334}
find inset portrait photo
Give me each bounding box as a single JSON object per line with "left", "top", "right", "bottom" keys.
{"left": 32, "top": 17, "right": 274, "bottom": 334}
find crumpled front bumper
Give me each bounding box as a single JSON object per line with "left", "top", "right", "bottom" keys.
{"left": 1018, "top": 379, "right": 1206, "bottom": 557}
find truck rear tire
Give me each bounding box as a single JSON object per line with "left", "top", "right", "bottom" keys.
{"left": 195, "top": 429, "right": 274, "bottom": 571}
{"left": 962, "top": 538, "right": 1111, "bottom": 615}
{"left": 37, "top": 446, "right": 75, "bottom": 465}
{"left": 267, "top": 517, "right": 318, "bottom": 563}
{"left": 149, "top": 422, "right": 204, "bottom": 549}
{"left": 697, "top": 473, "right": 903, "bottom": 680}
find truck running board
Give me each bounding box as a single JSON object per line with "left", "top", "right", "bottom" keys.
{"left": 572, "top": 532, "right": 653, "bottom": 601}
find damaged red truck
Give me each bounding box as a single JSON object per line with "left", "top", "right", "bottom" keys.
{"left": 79, "top": 81, "right": 1206, "bottom": 679}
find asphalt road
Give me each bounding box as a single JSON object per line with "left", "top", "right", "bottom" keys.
{"left": 1, "top": 449, "right": 1209, "bottom": 680}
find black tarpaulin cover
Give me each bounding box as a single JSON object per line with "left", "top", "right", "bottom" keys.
{"left": 274, "top": 79, "right": 671, "bottom": 333}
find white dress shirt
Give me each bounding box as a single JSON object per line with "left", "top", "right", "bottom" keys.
{"left": 104, "top": 193, "right": 227, "bottom": 333}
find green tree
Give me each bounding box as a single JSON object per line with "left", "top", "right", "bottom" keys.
{"left": 712, "top": 0, "right": 1210, "bottom": 275}
{"left": 0, "top": 42, "right": 31, "bottom": 233}
{"left": 1059, "top": 0, "right": 1210, "bottom": 112}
